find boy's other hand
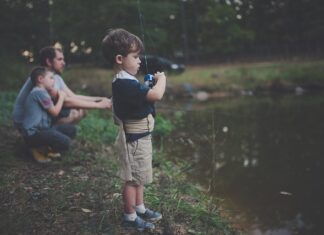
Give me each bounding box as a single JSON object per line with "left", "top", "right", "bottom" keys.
{"left": 154, "top": 72, "right": 166, "bottom": 82}
{"left": 58, "top": 90, "right": 66, "bottom": 100}
{"left": 49, "top": 88, "right": 59, "bottom": 100}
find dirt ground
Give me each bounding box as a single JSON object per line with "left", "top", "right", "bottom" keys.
{"left": 0, "top": 126, "right": 166, "bottom": 235}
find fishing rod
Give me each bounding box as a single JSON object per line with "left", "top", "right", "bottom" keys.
{"left": 137, "top": 0, "right": 155, "bottom": 88}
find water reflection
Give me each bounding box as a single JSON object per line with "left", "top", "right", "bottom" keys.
{"left": 161, "top": 95, "right": 324, "bottom": 235}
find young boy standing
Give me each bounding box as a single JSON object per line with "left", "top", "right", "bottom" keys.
{"left": 102, "top": 28, "right": 166, "bottom": 231}
{"left": 22, "top": 67, "right": 76, "bottom": 163}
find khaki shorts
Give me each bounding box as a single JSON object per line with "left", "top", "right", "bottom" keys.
{"left": 117, "top": 134, "right": 153, "bottom": 185}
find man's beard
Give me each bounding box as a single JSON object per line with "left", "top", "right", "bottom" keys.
{"left": 53, "top": 68, "right": 63, "bottom": 75}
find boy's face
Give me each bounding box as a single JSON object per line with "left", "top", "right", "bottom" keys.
{"left": 49, "top": 50, "right": 65, "bottom": 75}
{"left": 41, "top": 71, "right": 55, "bottom": 90}
{"left": 120, "top": 50, "right": 141, "bottom": 75}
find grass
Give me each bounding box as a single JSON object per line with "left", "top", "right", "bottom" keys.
{"left": 0, "top": 91, "right": 238, "bottom": 235}
{"left": 167, "top": 59, "right": 324, "bottom": 92}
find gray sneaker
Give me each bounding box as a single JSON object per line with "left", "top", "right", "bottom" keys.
{"left": 137, "top": 209, "right": 162, "bottom": 222}
{"left": 123, "top": 216, "right": 155, "bottom": 231}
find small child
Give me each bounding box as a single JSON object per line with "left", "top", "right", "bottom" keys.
{"left": 22, "top": 66, "right": 76, "bottom": 163}
{"left": 102, "top": 28, "right": 166, "bottom": 231}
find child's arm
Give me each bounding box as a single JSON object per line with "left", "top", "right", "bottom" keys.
{"left": 146, "top": 72, "right": 166, "bottom": 102}
{"left": 47, "top": 90, "right": 66, "bottom": 117}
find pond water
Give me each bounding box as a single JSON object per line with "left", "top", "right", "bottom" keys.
{"left": 160, "top": 94, "right": 324, "bottom": 235}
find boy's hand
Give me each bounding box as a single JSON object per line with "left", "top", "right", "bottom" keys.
{"left": 153, "top": 72, "right": 166, "bottom": 82}
{"left": 146, "top": 72, "right": 166, "bottom": 102}
{"left": 58, "top": 90, "right": 66, "bottom": 100}
{"left": 48, "top": 88, "right": 59, "bottom": 100}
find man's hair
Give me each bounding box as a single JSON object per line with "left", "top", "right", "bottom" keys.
{"left": 39, "top": 46, "right": 63, "bottom": 66}
{"left": 30, "top": 66, "right": 49, "bottom": 86}
{"left": 102, "top": 28, "right": 144, "bottom": 65}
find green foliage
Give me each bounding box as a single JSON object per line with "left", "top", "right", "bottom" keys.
{"left": 153, "top": 114, "right": 174, "bottom": 137}
{"left": 77, "top": 110, "right": 117, "bottom": 144}
{"left": 0, "top": 58, "right": 31, "bottom": 91}
{"left": 0, "top": 91, "right": 16, "bottom": 126}
{"left": 1, "top": 0, "right": 324, "bottom": 64}
{"left": 198, "top": 2, "right": 254, "bottom": 54}
{"left": 280, "top": 61, "right": 324, "bottom": 82}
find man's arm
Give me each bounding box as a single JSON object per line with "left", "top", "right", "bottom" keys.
{"left": 146, "top": 72, "right": 166, "bottom": 102}
{"left": 62, "top": 86, "right": 104, "bottom": 102}
{"left": 63, "top": 96, "right": 112, "bottom": 109}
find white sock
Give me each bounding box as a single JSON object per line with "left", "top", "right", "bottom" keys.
{"left": 135, "top": 204, "right": 146, "bottom": 214}
{"left": 124, "top": 212, "right": 137, "bottom": 221}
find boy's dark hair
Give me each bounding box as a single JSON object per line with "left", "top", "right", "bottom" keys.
{"left": 39, "top": 46, "right": 63, "bottom": 66}
{"left": 102, "top": 28, "right": 144, "bottom": 65}
{"left": 30, "top": 66, "right": 49, "bottom": 86}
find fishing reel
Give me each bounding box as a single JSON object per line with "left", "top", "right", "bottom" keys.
{"left": 144, "top": 74, "right": 156, "bottom": 88}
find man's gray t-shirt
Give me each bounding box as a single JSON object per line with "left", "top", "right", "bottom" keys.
{"left": 13, "top": 74, "right": 67, "bottom": 128}
{"left": 22, "top": 87, "right": 54, "bottom": 136}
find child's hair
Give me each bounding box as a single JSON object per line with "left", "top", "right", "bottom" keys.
{"left": 39, "top": 46, "right": 63, "bottom": 66}
{"left": 30, "top": 66, "right": 49, "bottom": 86}
{"left": 102, "top": 28, "right": 144, "bottom": 65}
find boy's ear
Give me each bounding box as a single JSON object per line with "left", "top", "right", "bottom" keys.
{"left": 37, "top": 75, "right": 44, "bottom": 83}
{"left": 115, "top": 55, "right": 123, "bottom": 65}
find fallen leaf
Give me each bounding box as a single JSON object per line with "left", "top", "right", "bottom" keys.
{"left": 113, "top": 193, "right": 122, "bottom": 199}
{"left": 280, "top": 191, "right": 292, "bottom": 196}
{"left": 81, "top": 208, "right": 92, "bottom": 213}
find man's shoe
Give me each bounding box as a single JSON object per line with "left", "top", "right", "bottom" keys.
{"left": 123, "top": 216, "right": 155, "bottom": 231}
{"left": 137, "top": 209, "right": 162, "bottom": 222}
{"left": 30, "top": 148, "right": 51, "bottom": 163}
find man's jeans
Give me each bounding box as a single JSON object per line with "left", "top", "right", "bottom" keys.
{"left": 25, "top": 124, "right": 76, "bottom": 152}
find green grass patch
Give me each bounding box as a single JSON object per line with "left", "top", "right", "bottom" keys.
{"left": 0, "top": 91, "right": 17, "bottom": 126}
{"left": 77, "top": 110, "right": 118, "bottom": 144}
{"left": 0, "top": 56, "right": 32, "bottom": 91}
{"left": 168, "top": 59, "right": 324, "bottom": 91}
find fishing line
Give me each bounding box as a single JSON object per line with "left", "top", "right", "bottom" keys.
{"left": 137, "top": 0, "right": 149, "bottom": 74}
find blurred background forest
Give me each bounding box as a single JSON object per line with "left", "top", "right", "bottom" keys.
{"left": 1, "top": 0, "right": 323, "bottom": 67}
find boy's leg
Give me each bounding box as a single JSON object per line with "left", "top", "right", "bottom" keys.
{"left": 122, "top": 182, "right": 155, "bottom": 231}
{"left": 27, "top": 128, "right": 73, "bottom": 152}
{"left": 123, "top": 182, "right": 137, "bottom": 214}
{"left": 136, "top": 185, "right": 144, "bottom": 205}
{"left": 135, "top": 185, "right": 162, "bottom": 222}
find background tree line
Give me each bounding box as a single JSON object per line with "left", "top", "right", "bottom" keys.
{"left": 1, "top": 0, "right": 323, "bottom": 65}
